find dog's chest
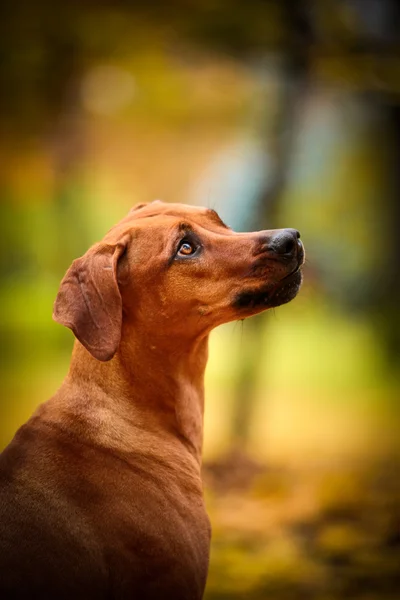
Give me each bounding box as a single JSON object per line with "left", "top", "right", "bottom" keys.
{"left": 83, "top": 450, "right": 211, "bottom": 599}
{"left": 106, "top": 506, "right": 210, "bottom": 599}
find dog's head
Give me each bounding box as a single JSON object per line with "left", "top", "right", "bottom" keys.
{"left": 53, "top": 201, "right": 304, "bottom": 361}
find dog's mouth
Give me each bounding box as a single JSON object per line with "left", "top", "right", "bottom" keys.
{"left": 233, "top": 266, "right": 303, "bottom": 313}
{"left": 268, "top": 267, "right": 303, "bottom": 307}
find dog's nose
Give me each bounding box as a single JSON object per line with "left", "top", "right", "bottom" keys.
{"left": 269, "top": 229, "right": 301, "bottom": 256}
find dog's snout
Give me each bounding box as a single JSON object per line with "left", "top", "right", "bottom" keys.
{"left": 268, "top": 229, "right": 301, "bottom": 256}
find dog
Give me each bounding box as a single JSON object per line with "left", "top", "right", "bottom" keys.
{"left": 0, "top": 201, "right": 304, "bottom": 599}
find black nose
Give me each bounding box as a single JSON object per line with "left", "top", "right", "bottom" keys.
{"left": 269, "top": 229, "right": 300, "bottom": 256}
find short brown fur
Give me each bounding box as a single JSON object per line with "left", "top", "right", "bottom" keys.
{"left": 0, "top": 202, "right": 304, "bottom": 599}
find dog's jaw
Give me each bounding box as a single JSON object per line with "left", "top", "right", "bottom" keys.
{"left": 233, "top": 269, "right": 303, "bottom": 313}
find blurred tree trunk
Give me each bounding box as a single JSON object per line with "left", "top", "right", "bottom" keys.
{"left": 0, "top": 5, "right": 90, "bottom": 275}
{"left": 345, "top": 0, "right": 400, "bottom": 364}
{"left": 376, "top": 99, "right": 400, "bottom": 364}
{"left": 231, "top": 0, "right": 400, "bottom": 452}
{"left": 47, "top": 72, "right": 91, "bottom": 272}
{"left": 230, "top": 1, "right": 314, "bottom": 450}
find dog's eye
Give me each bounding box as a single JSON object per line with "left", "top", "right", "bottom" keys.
{"left": 177, "top": 241, "right": 196, "bottom": 256}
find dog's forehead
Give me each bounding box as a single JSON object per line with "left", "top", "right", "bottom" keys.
{"left": 105, "top": 202, "right": 227, "bottom": 241}
{"left": 130, "top": 202, "right": 217, "bottom": 222}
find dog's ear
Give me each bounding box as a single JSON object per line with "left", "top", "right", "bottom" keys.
{"left": 129, "top": 203, "right": 148, "bottom": 213}
{"left": 53, "top": 237, "right": 129, "bottom": 361}
{"left": 129, "top": 200, "right": 163, "bottom": 213}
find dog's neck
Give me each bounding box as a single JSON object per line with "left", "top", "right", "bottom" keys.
{"left": 64, "top": 326, "right": 209, "bottom": 465}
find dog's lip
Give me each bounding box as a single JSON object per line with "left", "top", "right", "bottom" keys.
{"left": 264, "top": 267, "right": 302, "bottom": 306}
{"left": 233, "top": 247, "right": 304, "bottom": 311}
{"left": 269, "top": 266, "right": 302, "bottom": 294}
{"left": 277, "top": 256, "right": 304, "bottom": 285}
{"left": 282, "top": 265, "right": 301, "bottom": 281}
{"left": 272, "top": 243, "right": 304, "bottom": 284}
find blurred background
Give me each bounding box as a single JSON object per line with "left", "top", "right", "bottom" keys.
{"left": 1, "top": 1, "right": 400, "bottom": 598}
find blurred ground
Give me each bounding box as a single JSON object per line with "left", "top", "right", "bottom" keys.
{"left": 204, "top": 458, "right": 400, "bottom": 600}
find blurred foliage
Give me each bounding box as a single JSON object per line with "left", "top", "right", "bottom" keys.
{"left": 1, "top": 1, "right": 400, "bottom": 599}
{"left": 2, "top": 0, "right": 400, "bottom": 133}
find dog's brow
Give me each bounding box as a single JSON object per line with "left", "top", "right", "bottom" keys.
{"left": 178, "top": 222, "right": 194, "bottom": 233}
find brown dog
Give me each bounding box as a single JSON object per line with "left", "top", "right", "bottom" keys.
{"left": 0, "top": 201, "right": 304, "bottom": 599}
